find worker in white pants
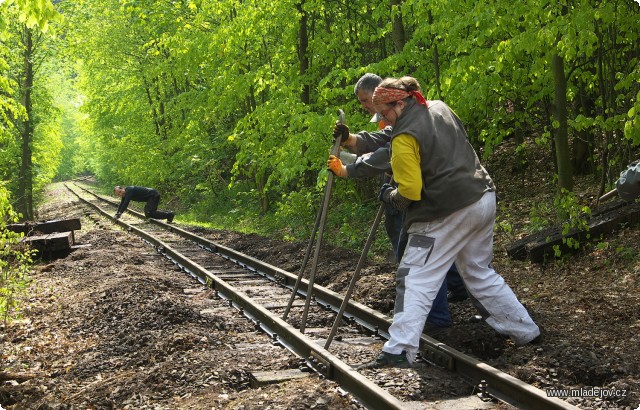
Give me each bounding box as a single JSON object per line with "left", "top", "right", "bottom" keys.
{"left": 385, "top": 191, "right": 539, "bottom": 363}
{"left": 358, "top": 76, "right": 539, "bottom": 369}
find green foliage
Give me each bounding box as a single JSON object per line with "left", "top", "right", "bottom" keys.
{"left": 0, "top": 0, "right": 63, "bottom": 218}
{"left": 0, "top": 7, "right": 26, "bottom": 182}
{"left": 614, "top": 244, "right": 636, "bottom": 262}
{"left": 0, "top": 185, "right": 33, "bottom": 321}
{"left": 548, "top": 190, "right": 591, "bottom": 257}
{"left": 495, "top": 215, "right": 513, "bottom": 237}
{"left": 4, "top": 0, "right": 638, "bottom": 254}
{"left": 528, "top": 200, "right": 554, "bottom": 233}
{"left": 527, "top": 188, "right": 592, "bottom": 239}
{"left": 0, "top": 0, "right": 59, "bottom": 32}
{"left": 555, "top": 189, "right": 591, "bottom": 233}
{"left": 31, "top": 81, "right": 63, "bottom": 198}
{"left": 625, "top": 90, "right": 640, "bottom": 145}
{"left": 274, "top": 190, "right": 320, "bottom": 242}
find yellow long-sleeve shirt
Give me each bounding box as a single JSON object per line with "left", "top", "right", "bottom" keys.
{"left": 391, "top": 133, "right": 422, "bottom": 201}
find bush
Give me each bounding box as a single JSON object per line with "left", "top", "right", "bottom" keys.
{"left": 0, "top": 185, "right": 34, "bottom": 322}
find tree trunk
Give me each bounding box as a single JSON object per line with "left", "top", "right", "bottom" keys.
{"left": 390, "top": 0, "right": 405, "bottom": 53}
{"left": 552, "top": 53, "right": 573, "bottom": 192}
{"left": 428, "top": 10, "right": 442, "bottom": 100}
{"left": 571, "top": 83, "right": 595, "bottom": 175}
{"left": 142, "top": 76, "right": 161, "bottom": 138}
{"left": 18, "top": 26, "right": 34, "bottom": 221}
{"left": 594, "top": 19, "right": 611, "bottom": 197}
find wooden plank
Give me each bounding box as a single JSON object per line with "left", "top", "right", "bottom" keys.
{"left": 21, "top": 232, "right": 73, "bottom": 252}
{"left": 506, "top": 225, "right": 557, "bottom": 260}
{"left": 6, "top": 218, "right": 81, "bottom": 234}
{"left": 249, "top": 369, "right": 310, "bottom": 388}
{"left": 0, "top": 371, "right": 43, "bottom": 382}
{"left": 254, "top": 299, "right": 306, "bottom": 310}
{"left": 71, "top": 244, "right": 92, "bottom": 250}
{"left": 506, "top": 200, "right": 629, "bottom": 260}
{"left": 507, "top": 200, "right": 640, "bottom": 262}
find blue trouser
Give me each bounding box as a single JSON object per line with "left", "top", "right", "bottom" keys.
{"left": 447, "top": 263, "right": 467, "bottom": 298}
{"left": 396, "top": 225, "right": 451, "bottom": 328}
{"left": 426, "top": 275, "right": 451, "bottom": 327}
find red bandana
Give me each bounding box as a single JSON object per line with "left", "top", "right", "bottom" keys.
{"left": 372, "top": 87, "right": 428, "bottom": 107}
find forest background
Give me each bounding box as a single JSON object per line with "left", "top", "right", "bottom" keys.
{"left": 1, "top": 0, "right": 640, "bottom": 256}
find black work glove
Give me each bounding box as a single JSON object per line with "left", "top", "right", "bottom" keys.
{"left": 333, "top": 122, "right": 350, "bottom": 145}
{"left": 378, "top": 183, "right": 395, "bottom": 204}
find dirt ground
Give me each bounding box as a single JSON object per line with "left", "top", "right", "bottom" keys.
{"left": 1, "top": 143, "right": 639, "bottom": 409}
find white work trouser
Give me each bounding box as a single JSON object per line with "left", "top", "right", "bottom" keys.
{"left": 383, "top": 191, "right": 539, "bottom": 362}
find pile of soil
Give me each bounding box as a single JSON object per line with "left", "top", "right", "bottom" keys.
{"left": 1, "top": 142, "right": 639, "bottom": 409}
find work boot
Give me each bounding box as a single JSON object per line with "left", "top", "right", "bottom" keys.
{"left": 356, "top": 350, "right": 411, "bottom": 369}
{"left": 167, "top": 212, "right": 175, "bottom": 223}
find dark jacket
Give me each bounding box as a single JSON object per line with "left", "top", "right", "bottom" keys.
{"left": 346, "top": 127, "right": 393, "bottom": 178}
{"left": 117, "top": 186, "right": 159, "bottom": 214}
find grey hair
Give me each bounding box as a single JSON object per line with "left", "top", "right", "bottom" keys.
{"left": 354, "top": 73, "right": 382, "bottom": 96}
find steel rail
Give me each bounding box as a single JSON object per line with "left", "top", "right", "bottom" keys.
{"left": 68, "top": 182, "right": 577, "bottom": 410}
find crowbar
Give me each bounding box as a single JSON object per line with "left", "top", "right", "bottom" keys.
{"left": 283, "top": 109, "right": 345, "bottom": 331}
{"left": 598, "top": 188, "right": 618, "bottom": 202}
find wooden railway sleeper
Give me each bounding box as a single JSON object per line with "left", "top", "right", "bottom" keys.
{"left": 158, "top": 249, "right": 208, "bottom": 285}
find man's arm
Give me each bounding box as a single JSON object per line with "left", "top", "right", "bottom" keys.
{"left": 345, "top": 147, "right": 392, "bottom": 178}
{"left": 344, "top": 127, "right": 392, "bottom": 156}
{"left": 116, "top": 192, "right": 132, "bottom": 215}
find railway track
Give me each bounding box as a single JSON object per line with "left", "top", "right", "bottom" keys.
{"left": 64, "top": 181, "right": 577, "bottom": 410}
